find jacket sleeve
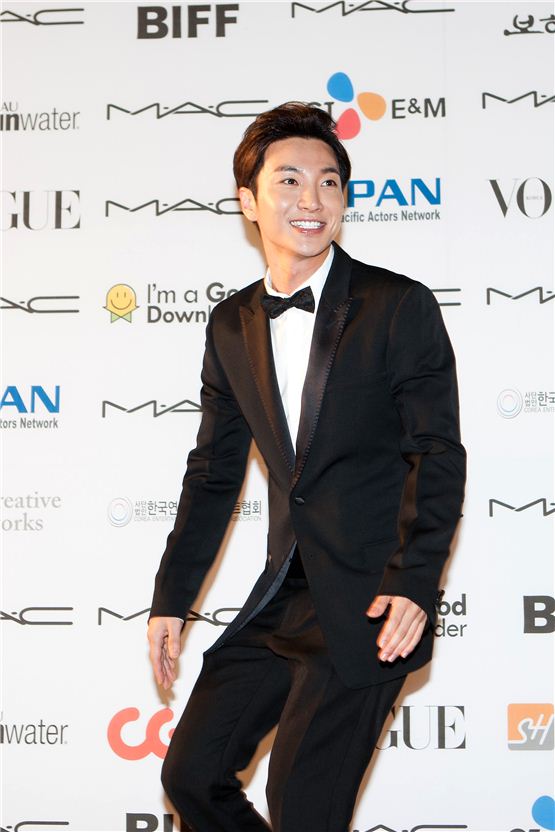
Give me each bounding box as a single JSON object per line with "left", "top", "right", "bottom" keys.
{"left": 148, "top": 311, "right": 253, "bottom": 621}
{"left": 377, "top": 280, "right": 467, "bottom": 626}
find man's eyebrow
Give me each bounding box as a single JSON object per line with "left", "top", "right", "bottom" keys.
{"left": 273, "top": 165, "right": 341, "bottom": 176}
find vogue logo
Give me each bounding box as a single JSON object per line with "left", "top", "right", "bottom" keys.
{"left": 489, "top": 178, "right": 552, "bottom": 218}
{"left": 108, "top": 707, "right": 174, "bottom": 760}
{"left": 1, "top": 190, "right": 80, "bottom": 230}
{"left": 377, "top": 705, "right": 466, "bottom": 750}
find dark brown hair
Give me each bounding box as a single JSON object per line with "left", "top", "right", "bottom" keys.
{"left": 233, "top": 102, "right": 351, "bottom": 196}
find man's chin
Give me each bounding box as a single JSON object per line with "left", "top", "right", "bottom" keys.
{"left": 291, "top": 235, "right": 336, "bottom": 259}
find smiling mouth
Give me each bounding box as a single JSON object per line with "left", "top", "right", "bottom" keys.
{"left": 290, "top": 220, "right": 326, "bottom": 230}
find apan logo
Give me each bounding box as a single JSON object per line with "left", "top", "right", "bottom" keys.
{"left": 108, "top": 707, "right": 174, "bottom": 760}
{"left": 508, "top": 704, "right": 554, "bottom": 750}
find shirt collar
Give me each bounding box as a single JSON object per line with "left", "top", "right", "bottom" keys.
{"left": 263, "top": 246, "right": 334, "bottom": 312}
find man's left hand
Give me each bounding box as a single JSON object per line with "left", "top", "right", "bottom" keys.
{"left": 366, "top": 595, "right": 427, "bottom": 662}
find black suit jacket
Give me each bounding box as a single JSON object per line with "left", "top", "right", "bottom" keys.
{"left": 149, "top": 241, "right": 466, "bottom": 688}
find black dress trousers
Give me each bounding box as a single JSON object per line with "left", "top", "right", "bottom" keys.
{"left": 161, "top": 550, "right": 406, "bottom": 832}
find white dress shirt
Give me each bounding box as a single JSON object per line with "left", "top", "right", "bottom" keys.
{"left": 264, "top": 246, "right": 334, "bottom": 447}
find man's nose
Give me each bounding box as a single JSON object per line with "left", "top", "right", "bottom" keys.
{"left": 298, "top": 184, "right": 321, "bottom": 211}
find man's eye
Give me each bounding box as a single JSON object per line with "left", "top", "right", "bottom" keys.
{"left": 322, "top": 179, "right": 338, "bottom": 187}
{"left": 282, "top": 178, "right": 298, "bottom": 185}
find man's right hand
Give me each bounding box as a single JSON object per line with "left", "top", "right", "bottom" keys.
{"left": 147, "top": 617, "right": 183, "bottom": 690}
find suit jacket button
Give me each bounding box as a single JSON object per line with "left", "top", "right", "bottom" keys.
{"left": 294, "top": 496, "right": 305, "bottom": 505}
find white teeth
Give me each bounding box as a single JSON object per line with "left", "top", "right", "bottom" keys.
{"left": 290, "top": 220, "right": 324, "bottom": 229}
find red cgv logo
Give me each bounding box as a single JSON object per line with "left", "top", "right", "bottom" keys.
{"left": 108, "top": 707, "right": 174, "bottom": 760}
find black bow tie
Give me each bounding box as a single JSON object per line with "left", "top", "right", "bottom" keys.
{"left": 261, "top": 286, "right": 315, "bottom": 319}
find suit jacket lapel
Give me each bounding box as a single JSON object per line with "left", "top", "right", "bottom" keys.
{"left": 240, "top": 289, "right": 296, "bottom": 474}
{"left": 239, "top": 241, "right": 356, "bottom": 486}
{"left": 292, "top": 242, "right": 355, "bottom": 488}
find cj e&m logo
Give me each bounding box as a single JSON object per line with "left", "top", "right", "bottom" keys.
{"left": 377, "top": 705, "right": 466, "bottom": 750}
{"left": 137, "top": 4, "right": 238, "bottom": 38}
{"left": 508, "top": 704, "right": 554, "bottom": 750}
{"left": 489, "top": 178, "right": 552, "bottom": 218}
{"left": 0, "top": 384, "right": 61, "bottom": 430}
{"left": 291, "top": 2, "right": 455, "bottom": 19}
{"left": 108, "top": 707, "right": 173, "bottom": 760}
{"left": 326, "top": 72, "right": 445, "bottom": 140}
{"left": 0, "top": 7, "right": 84, "bottom": 25}
{"left": 1, "top": 190, "right": 80, "bottom": 229}
{"left": 523, "top": 596, "right": 555, "bottom": 634}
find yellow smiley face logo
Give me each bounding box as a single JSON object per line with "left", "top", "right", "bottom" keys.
{"left": 104, "top": 284, "right": 138, "bottom": 322}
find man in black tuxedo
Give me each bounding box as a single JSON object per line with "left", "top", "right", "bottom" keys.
{"left": 147, "top": 103, "right": 466, "bottom": 831}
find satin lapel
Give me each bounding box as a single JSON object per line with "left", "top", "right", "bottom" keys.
{"left": 292, "top": 242, "right": 355, "bottom": 488}
{"left": 240, "top": 286, "right": 296, "bottom": 474}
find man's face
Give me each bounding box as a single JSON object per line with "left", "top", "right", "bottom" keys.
{"left": 239, "top": 136, "right": 345, "bottom": 268}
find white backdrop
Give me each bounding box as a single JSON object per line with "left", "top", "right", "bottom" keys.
{"left": 1, "top": 2, "right": 554, "bottom": 831}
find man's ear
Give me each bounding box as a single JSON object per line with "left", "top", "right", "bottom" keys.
{"left": 238, "top": 186, "right": 257, "bottom": 222}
